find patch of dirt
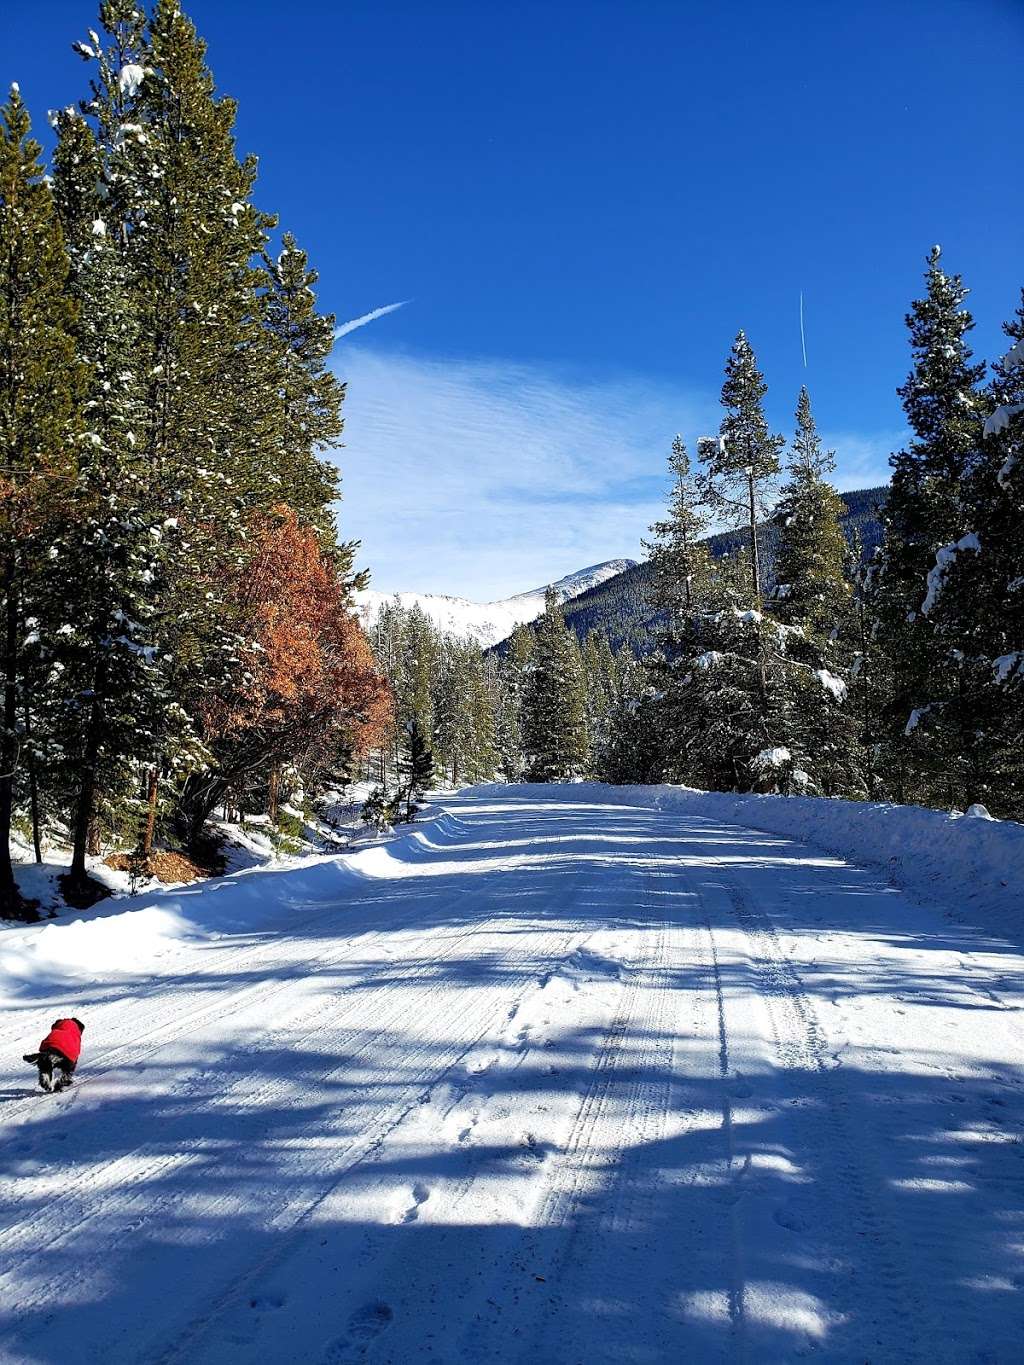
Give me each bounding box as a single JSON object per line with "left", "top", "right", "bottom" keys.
{"left": 104, "top": 849, "right": 214, "bottom": 885}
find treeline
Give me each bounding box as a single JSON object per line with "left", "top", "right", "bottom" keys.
{"left": 363, "top": 596, "right": 634, "bottom": 792}
{"left": 0, "top": 3, "right": 389, "bottom": 918}
{"left": 603, "top": 251, "right": 1023, "bottom": 817}
{"left": 556, "top": 484, "right": 889, "bottom": 654}
{"left": 368, "top": 249, "right": 1022, "bottom": 821}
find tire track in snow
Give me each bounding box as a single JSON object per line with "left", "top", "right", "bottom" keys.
{"left": 0, "top": 821, "right": 499, "bottom": 1125}
{"left": 453, "top": 870, "right": 682, "bottom": 1362}
{"left": 701, "top": 909, "right": 749, "bottom": 1361}
{"left": 710, "top": 870, "right": 952, "bottom": 1362}
{"left": 0, "top": 907, "right": 586, "bottom": 1308}
{"left": 129, "top": 948, "right": 607, "bottom": 1358}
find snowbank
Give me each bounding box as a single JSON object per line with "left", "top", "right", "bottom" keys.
{"left": 466, "top": 781, "right": 1022, "bottom": 935}
{"left": 604, "top": 784, "right": 1022, "bottom": 933}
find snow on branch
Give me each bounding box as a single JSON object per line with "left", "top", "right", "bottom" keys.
{"left": 921, "top": 533, "right": 980, "bottom": 615}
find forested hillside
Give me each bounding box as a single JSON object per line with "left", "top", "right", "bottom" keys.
{"left": 553, "top": 485, "right": 888, "bottom": 652}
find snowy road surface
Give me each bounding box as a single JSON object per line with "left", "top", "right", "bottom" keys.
{"left": 2, "top": 786, "right": 1023, "bottom": 1363}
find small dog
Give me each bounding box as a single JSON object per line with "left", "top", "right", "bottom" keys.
{"left": 23, "top": 1017, "right": 85, "bottom": 1093}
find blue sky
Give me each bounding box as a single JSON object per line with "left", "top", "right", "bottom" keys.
{"left": 7, "top": 1, "right": 1023, "bottom": 598}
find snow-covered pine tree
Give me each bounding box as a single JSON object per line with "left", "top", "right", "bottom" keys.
{"left": 770, "top": 388, "right": 863, "bottom": 796}
{"left": 397, "top": 604, "right": 440, "bottom": 748}
{"left": 0, "top": 86, "right": 82, "bottom": 919}
{"left": 599, "top": 647, "right": 661, "bottom": 785}
{"left": 259, "top": 231, "right": 347, "bottom": 533}
{"left": 522, "top": 589, "right": 588, "bottom": 781}
{"left": 697, "top": 332, "right": 784, "bottom": 605}
{"left": 581, "top": 631, "right": 619, "bottom": 777}
{"left": 494, "top": 623, "right": 534, "bottom": 781}
{"left": 867, "top": 247, "right": 986, "bottom": 804}
{"left": 400, "top": 718, "right": 434, "bottom": 820}
{"left": 641, "top": 434, "right": 713, "bottom": 780}
{"left": 643, "top": 435, "right": 711, "bottom": 630}
{"left": 772, "top": 389, "right": 849, "bottom": 634}
{"left": 912, "top": 292, "right": 1024, "bottom": 815}
{"left": 48, "top": 19, "right": 201, "bottom": 897}
{"left": 432, "top": 636, "right": 497, "bottom": 785}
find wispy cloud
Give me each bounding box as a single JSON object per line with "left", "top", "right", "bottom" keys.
{"left": 823, "top": 429, "right": 904, "bottom": 490}
{"left": 329, "top": 345, "right": 901, "bottom": 601}
{"left": 331, "top": 346, "right": 715, "bottom": 599}
{"left": 333, "top": 300, "right": 409, "bottom": 340}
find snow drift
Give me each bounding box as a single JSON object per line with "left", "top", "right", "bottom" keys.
{"left": 577, "top": 783, "right": 1022, "bottom": 935}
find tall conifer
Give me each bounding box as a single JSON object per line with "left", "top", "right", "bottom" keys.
{"left": 0, "top": 86, "right": 81, "bottom": 917}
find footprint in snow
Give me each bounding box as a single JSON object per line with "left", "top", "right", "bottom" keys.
{"left": 773, "top": 1205, "right": 809, "bottom": 1233}
{"left": 400, "top": 1182, "right": 431, "bottom": 1223}
{"left": 249, "top": 1292, "right": 287, "bottom": 1311}
{"left": 322, "top": 1302, "right": 394, "bottom": 1363}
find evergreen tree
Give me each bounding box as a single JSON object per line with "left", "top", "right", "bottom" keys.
{"left": 868, "top": 247, "right": 986, "bottom": 802}
{"left": 401, "top": 718, "right": 434, "bottom": 819}
{"left": 772, "top": 388, "right": 850, "bottom": 634}
{"left": 49, "top": 19, "right": 196, "bottom": 897}
{"left": 771, "top": 388, "right": 863, "bottom": 796}
{"left": 581, "top": 631, "right": 619, "bottom": 776}
{"left": 260, "top": 231, "right": 346, "bottom": 531}
{"left": 432, "top": 636, "right": 497, "bottom": 784}
{"left": 641, "top": 432, "right": 714, "bottom": 785}
{"left": 697, "top": 332, "right": 784, "bottom": 604}
{"left": 601, "top": 648, "right": 661, "bottom": 784}
{"left": 912, "top": 293, "right": 1024, "bottom": 815}
{"left": 643, "top": 435, "right": 710, "bottom": 630}
{"left": 0, "top": 85, "right": 81, "bottom": 917}
{"left": 522, "top": 589, "right": 588, "bottom": 781}
{"left": 494, "top": 623, "right": 533, "bottom": 781}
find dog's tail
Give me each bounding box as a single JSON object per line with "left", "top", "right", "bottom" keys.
{"left": 23, "top": 1053, "right": 41, "bottom": 1065}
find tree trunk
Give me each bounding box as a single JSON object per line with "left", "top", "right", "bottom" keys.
{"left": 140, "top": 767, "right": 158, "bottom": 860}
{"left": 0, "top": 553, "right": 24, "bottom": 917}
{"left": 181, "top": 773, "right": 227, "bottom": 856}
{"left": 268, "top": 765, "right": 280, "bottom": 825}
{"left": 747, "top": 471, "right": 762, "bottom": 605}
{"left": 69, "top": 660, "right": 106, "bottom": 887}
{"left": 24, "top": 701, "right": 42, "bottom": 864}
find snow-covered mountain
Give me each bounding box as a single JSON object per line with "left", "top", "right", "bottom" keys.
{"left": 356, "top": 559, "right": 637, "bottom": 647}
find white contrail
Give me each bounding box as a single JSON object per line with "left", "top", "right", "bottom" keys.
{"left": 799, "top": 290, "right": 808, "bottom": 368}
{"left": 334, "top": 300, "right": 409, "bottom": 340}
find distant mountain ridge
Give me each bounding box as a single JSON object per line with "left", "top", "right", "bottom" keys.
{"left": 357, "top": 559, "right": 638, "bottom": 647}
{"left": 555, "top": 484, "right": 889, "bottom": 653}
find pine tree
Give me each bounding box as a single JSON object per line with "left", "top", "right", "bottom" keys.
{"left": 260, "top": 231, "right": 345, "bottom": 530}
{"left": 641, "top": 433, "right": 714, "bottom": 785}
{"left": 868, "top": 247, "right": 986, "bottom": 803}
{"left": 697, "top": 332, "right": 784, "bottom": 605}
{"left": 48, "top": 24, "right": 192, "bottom": 897}
{"left": 494, "top": 623, "right": 534, "bottom": 781}
{"left": 581, "top": 631, "right": 619, "bottom": 776}
{"left": 913, "top": 293, "right": 1024, "bottom": 815}
{"left": 401, "top": 718, "right": 434, "bottom": 819}
{"left": 600, "top": 648, "right": 661, "bottom": 784}
{"left": 522, "top": 589, "right": 588, "bottom": 781}
{"left": 0, "top": 85, "right": 82, "bottom": 918}
{"left": 770, "top": 388, "right": 862, "bottom": 796}
{"left": 643, "top": 435, "right": 710, "bottom": 630}
{"left": 772, "top": 389, "right": 849, "bottom": 634}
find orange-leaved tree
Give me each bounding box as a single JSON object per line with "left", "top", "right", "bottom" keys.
{"left": 181, "top": 506, "right": 391, "bottom": 843}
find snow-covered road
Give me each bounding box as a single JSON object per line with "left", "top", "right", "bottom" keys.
{"left": 2, "top": 787, "right": 1023, "bottom": 1363}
